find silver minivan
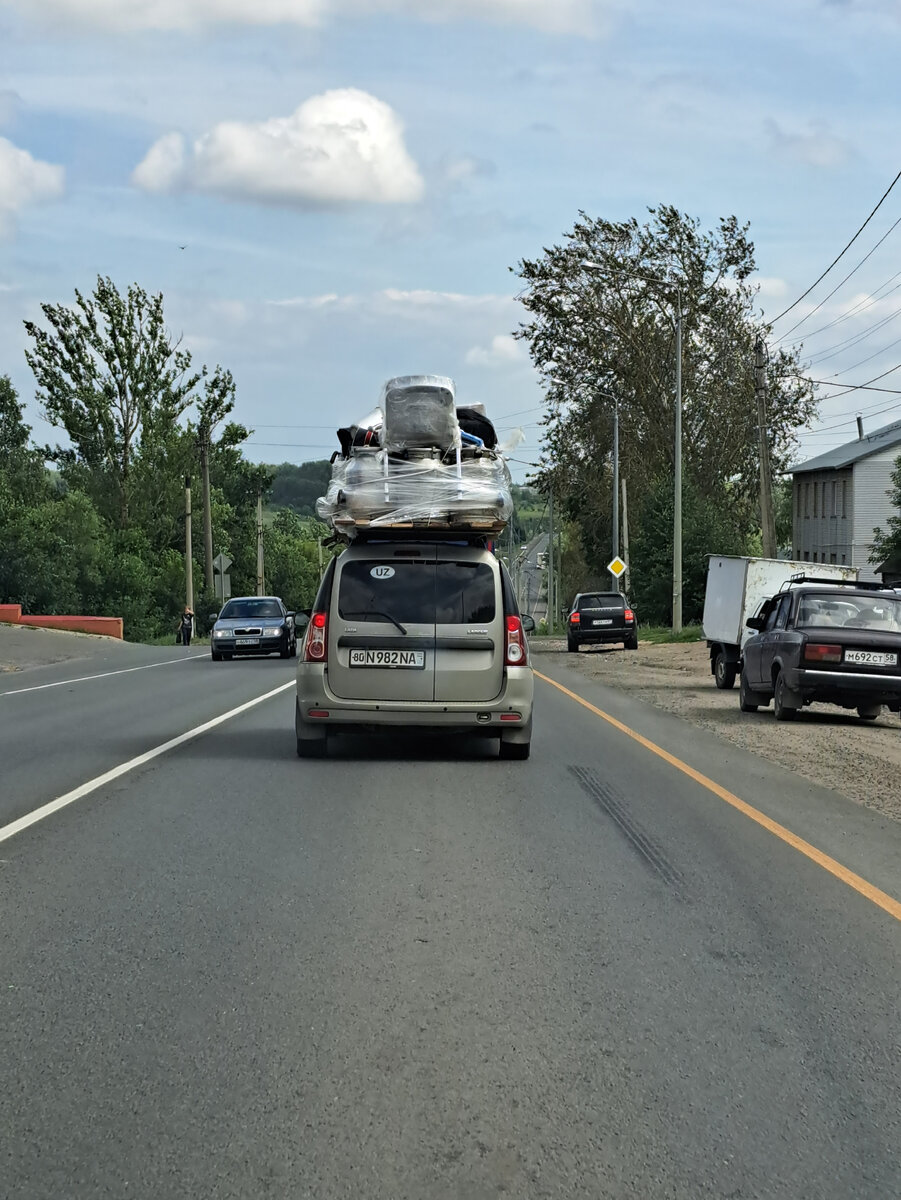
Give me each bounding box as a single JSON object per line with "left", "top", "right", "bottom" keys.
{"left": 295, "top": 537, "right": 534, "bottom": 758}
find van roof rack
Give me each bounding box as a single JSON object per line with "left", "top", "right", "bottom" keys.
{"left": 784, "top": 574, "right": 892, "bottom": 591}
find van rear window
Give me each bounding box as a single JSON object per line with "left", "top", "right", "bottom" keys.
{"left": 435, "top": 564, "right": 496, "bottom": 624}
{"left": 338, "top": 561, "right": 496, "bottom": 625}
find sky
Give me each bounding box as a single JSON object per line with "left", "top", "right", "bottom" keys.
{"left": 3, "top": 0, "right": 901, "bottom": 482}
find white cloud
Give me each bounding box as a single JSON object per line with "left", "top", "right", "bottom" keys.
{"left": 357, "top": 0, "right": 598, "bottom": 34}
{"left": 11, "top": 0, "right": 598, "bottom": 32}
{"left": 9, "top": 0, "right": 325, "bottom": 32}
{"left": 764, "top": 118, "right": 854, "bottom": 168}
{"left": 465, "top": 333, "right": 526, "bottom": 367}
{"left": 267, "top": 289, "right": 514, "bottom": 317}
{"left": 0, "top": 137, "right": 65, "bottom": 235}
{"left": 132, "top": 90, "right": 424, "bottom": 208}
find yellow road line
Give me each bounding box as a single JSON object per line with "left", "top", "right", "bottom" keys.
{"left": 534, "top": 669, "right": 901, "bottom": 924}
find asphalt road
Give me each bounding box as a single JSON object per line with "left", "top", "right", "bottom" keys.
{"left": 1, "top": 643, "right": 900, "bottom": 1199}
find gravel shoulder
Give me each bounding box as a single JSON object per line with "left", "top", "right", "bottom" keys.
{"left": 532, "top": 637, "right": 901, "bottom": 822}
{"left": 0, "top": 623, "right": 127, "bottom": 674}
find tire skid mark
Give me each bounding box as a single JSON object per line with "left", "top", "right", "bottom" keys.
{"left": 570, "top": 765, "right": 686, "bottom": 897}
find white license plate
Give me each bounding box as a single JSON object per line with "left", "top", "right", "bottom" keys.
{"left": 236, "top": 638, "right": 259, "bottom": 646}
{"left": 349, "top": 649, "right": 426, "bottom": 669}
{"left": 593, "top": 619, "right": 614, "bottom": 626}
{"left": 844, "top": 649, "right": 898, "bottom": 666}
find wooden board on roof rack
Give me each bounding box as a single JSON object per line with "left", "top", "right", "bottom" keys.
{"left": 333, "top": 516, "right": 506, "bottom": 534}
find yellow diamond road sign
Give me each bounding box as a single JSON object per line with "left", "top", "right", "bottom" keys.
{"left": 608, "top": 556, "right": 627, "bottom": 578}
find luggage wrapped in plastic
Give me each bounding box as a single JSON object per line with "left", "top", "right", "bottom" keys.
{"left": 380, "top": 375, "right": 460, "bottom": 453}
{"left": 316, "top": 448, "right": 514, "bottom": 531}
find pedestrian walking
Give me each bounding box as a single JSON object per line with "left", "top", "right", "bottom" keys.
{"left": 180, "top": 606, "right": 194, "bottom": 648}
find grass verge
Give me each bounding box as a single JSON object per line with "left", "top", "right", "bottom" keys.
{"left": 636, "top": 624, "right": 703, "bottom": 645}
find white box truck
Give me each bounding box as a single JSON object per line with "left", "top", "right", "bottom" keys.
{"left": 703, "top": 556, "right": 858, "bottom": 689}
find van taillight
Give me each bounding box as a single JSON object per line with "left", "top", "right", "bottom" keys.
{"left": 304, "top": 612, "right": 327, "bottom": 662}
{"left": 505, "top": 615, "right": 527, "bottom": 667}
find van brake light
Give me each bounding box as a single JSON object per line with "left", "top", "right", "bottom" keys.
{"left": 505, "top": 615, "right": 528, "bottom": 667}
{"left": 304, "top": 611, "right": 328, "bottom": 662}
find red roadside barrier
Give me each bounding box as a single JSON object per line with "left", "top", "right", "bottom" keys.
{"left": 0, "top": 605, "right": 124, "bottom": 639}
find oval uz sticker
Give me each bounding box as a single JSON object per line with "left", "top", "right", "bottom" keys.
{"left": 370, "top": 565, "right": 395, "bottom": 580}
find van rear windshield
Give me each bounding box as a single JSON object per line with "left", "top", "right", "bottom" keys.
{"left": 339, "top": 562, "right": 496, "bottom": 624}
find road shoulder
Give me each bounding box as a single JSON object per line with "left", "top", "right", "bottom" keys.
{"left": 533, "top": 651, "right": 901, "bottom": 914}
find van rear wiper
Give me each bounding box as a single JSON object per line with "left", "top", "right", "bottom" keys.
{"left": 343, "top": 610, "right": 408, "bottom": 635}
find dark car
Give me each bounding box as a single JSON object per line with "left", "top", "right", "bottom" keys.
{"left": 738, "top": 581, "right": 901, "bottom": 721}
{"left": 210, "top": 596, "right": 297, "bottom": 661}
{"left": 566, "top": 591, "right": 638, "bottom": 652}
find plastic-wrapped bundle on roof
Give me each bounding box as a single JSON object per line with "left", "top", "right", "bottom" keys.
{"left": 381, "top": 375, "right": 459, "bottom": 453}
{"left": 317, "top": 375, "right": 514, "bottom": 534}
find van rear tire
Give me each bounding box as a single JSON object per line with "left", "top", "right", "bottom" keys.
{"left": 296, "top": 736, "right": 327, "bottom": 758}
{"left": 499, "top": 739, "right": 530, "bottom": 760}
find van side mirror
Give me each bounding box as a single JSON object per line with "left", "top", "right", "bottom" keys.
{"left": 745, "top": 615, "right": 765, "bottom": 631}
{"left": 521, "top": 614, "right": 536, "bottom": 633}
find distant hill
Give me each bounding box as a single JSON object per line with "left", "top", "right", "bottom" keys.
{"left": 267, "top": 460, "right": 333, "bottom": 517}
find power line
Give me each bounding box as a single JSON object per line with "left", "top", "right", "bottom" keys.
{"left": 805, "top": 300, "right": 901, "bottom": 365}
{"left": 770, "top": 163, "right": 901, "bottom": 325}
{"left": 777, "top": 211, "right": 901, "bottom": 340}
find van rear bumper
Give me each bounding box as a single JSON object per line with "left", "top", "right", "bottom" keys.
{"left": 296, "top": 665, "right": 534, "bottom": 738}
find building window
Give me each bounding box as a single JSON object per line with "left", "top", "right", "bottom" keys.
{"left": 804, "top": 551, "right": 810, "bottom": 561}
{"left": 841, "top": 480, "right": 847, "bottom": 518}
{"left": 830, "top": 552, "right": 837, "bottom": 563}
{"left": 805, "top": 481, "right": 810, "bottom": 518}
{"left": 813, "top": 482, "right": 819, "bottom": 518}
{"left": 831, "top": 480, "right": 837, "bottom": 516}
{"left": 841, "top": 554, "right": 846, "bottom": 564}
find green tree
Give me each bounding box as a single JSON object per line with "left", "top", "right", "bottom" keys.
{"left": 513, "top": 207, "right": 817, "bottom": 614}
{"left": 630, "top": 476, "right": 753, "bottom": 624}
{"left": 870, "top": 455, "right": 901, "bottom": 570}
{"left": 263, "top": 509, "right": 329, "bottom": 612}
{"left": 24, "top": 276, "right": 202, "bottom": 528}
{"left": 0, "top": 374, "right": 46, "bottom": 506}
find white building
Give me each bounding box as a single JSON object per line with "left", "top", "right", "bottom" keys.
{"left": 789, "top": 418, "right": 901, "bottom": 576}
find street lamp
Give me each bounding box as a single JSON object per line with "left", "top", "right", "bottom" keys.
{"left": 580, "top": 259, "right": 683, "bottom": 632}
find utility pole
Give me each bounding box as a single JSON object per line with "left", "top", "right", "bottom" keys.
{"left": 612, "top": 394, "right": 619, "bottom": 563}
{"left": 256, "top": 487, "right": 265, "bottom": 596}
{"left": 547, "top": 487, "right": 555, "bottom": 635}
{"left": 199, "top": 423, "right": 214, "bottom": 595}
{"left": 184, "top": 474, "right": 194, "bottom": 615}
{"left": 755, "top": 336, "right": 777, "bottom": 558}
{"left": 672, "top": 290, "right": 683, "bottom": 634}
{"left": 621, "top": 476, "right": 630, "bottom": 596}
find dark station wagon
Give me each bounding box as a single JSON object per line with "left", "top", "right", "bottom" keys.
{"left": 739, "top": 580, "right": 901, "bottom": 721}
